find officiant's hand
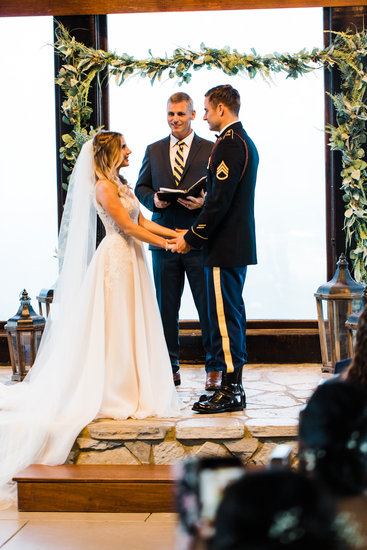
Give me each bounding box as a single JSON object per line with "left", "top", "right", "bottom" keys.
{"left": 177, "top": 189, "right": 205, "bottom": 210}
{"left": 170, "top": 229, "right": 192, "bottom": 254}
{"left": 154, "top": 193, "right": 170, "bottom": 209}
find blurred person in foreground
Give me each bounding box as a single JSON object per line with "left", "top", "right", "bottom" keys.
{"left": 299, "top": 379, "right": 367, "bottom": 547}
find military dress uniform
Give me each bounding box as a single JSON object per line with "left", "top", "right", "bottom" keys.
{"left": 184, "top": 121, "right": 259, "bottom": 412}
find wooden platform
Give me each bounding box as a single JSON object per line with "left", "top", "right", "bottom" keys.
{"left": 14, "top": 464, "right": 176, "bottom": 512}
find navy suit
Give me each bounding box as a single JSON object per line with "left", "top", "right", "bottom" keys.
{"left": 185, "top": 122, "right": 259, "bottom": 373}
{"left": 135, "top": 133, "right": 215, "bottom": 372}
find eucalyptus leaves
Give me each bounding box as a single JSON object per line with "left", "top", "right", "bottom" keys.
{"left": 325, "top": 31, "right": 367, "bottom": 282}
{"left": 54, "top": 23, "right": 367, "bottom": 281}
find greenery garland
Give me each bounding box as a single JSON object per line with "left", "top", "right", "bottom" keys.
{"left": 54, "top": 23, "right": 367, "bottom": 282}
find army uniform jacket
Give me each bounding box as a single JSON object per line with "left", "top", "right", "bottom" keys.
{"left": 185, "top": 121, "right": 259, "bottom": 267}
{"left": 135, "top": 134, "right": 213, "bottom": 250}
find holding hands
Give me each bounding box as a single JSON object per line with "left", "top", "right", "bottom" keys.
{"left": 167, "top": 229, "right": 192, "bottom": 254}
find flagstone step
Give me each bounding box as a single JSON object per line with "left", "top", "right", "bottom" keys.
{"left": 71, "top": 416, "right": 299, "bottom": 468}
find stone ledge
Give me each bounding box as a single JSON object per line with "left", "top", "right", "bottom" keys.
{"left": 246, "top": 423, "right": 298, "bottom": 437}
{"left": 88, "top": 419, "right": 174, "bottom": 440}
{"left": 71, "top": 418, "right": 299, "bottom": 466}
{"left": 176, "top": 417, "right": 245, "bottom": 440}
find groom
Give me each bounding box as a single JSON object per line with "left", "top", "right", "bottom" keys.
{"left": 135, "top": 92, "right": 219, "bottom": 391}
{"left": 171, "top": 85, "right": 259, "bottom": 413}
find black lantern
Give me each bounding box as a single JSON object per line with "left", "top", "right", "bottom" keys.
{"left": 314, "top": 254, "right": 365, "bottom": 373}
{"left": 5, "top": 289, "right": 46, "bottom": 381}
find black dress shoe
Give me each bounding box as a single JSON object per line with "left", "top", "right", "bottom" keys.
{"left": 192, "top": 388, "right": 244, "bottom": 413}
{"left": 192, "top": 368, "right": 246, "bottom": 413}
{"left": 205, "top": 370, "right": 222, "bottom": 391}
{"left": 173, "top": 371, "right": 181, "bottom": 386}
{"left": 200, "top": 367, "right": 245, "bottom": 400}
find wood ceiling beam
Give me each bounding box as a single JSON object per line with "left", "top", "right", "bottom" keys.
{"left": 1, "top": 0, "right": 363, "bottom": 18}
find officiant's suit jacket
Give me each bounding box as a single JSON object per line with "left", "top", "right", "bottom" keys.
{"left": 135, "top": 133, "right": 213, "bottom": 250}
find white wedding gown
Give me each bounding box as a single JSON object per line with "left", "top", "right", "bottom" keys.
{"left": 0, "top": 188, "right": 180, "bottom": 508}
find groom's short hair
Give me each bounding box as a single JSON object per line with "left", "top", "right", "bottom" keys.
{"left": 205, "top": 85, "right": 241, "bottom": 116}
{"left": 167, "top": 92, "right": 194, "bottom": 112}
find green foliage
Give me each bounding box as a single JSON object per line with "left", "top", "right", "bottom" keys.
{"left": 324, "top": 30, "right": 367, "bottom": 282}
{"left": 54, "top": 23, "right": 367, "bottom": 281}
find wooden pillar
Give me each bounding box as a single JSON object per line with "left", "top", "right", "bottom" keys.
{"left": 53, "top": 15, "right": 109, "bottom": 236}
{"left": 323, "top": 6, "right": 367, "bottom": 279}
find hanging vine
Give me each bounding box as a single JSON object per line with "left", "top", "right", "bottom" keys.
{"left": 54, "top": 23, "right": 367, "bottom": 282}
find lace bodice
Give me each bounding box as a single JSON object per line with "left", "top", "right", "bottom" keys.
{"left": 94, "top": 187, "right": 139, "bottom": 237}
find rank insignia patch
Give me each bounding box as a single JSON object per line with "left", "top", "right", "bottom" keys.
{"left": 216, "top": 161, "right": 229, "bottom": 180}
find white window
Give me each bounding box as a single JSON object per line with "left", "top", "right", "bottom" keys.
{"left": 108, "top": 8, "right": 326, "bottom": 319}
{"left": 0, "top": 17, "right": 58, "bottom": 320}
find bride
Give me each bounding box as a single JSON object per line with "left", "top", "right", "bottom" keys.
{"left": 0, "top": 130, "right": 180, "bottom": 508}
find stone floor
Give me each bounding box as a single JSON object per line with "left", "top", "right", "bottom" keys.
{"left": 0, "top": 363, "right": 331, "bottom": 550}
{"left": 0, "top": 363, "right": 330, "bottom": 428}
{"left": 177, "top": 363, "right": 329, "bottom": 426}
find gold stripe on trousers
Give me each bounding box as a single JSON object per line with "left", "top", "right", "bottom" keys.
{"left": 213, "top": 267, "right": 234, "bottom": 374}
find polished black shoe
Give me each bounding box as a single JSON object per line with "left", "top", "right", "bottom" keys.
{"left": 192, "top": 388, "right": 244, "bottom": 413}
{"left": 199, "top": 381, "right": 245, "bottom": 403}
{"left": 173, "top": 371, "right": 181, "bottom": 386}
{"left": 193, "top": 368, "right": 246, "bottom": 413}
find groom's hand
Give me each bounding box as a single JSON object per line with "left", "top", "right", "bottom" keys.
{"left": 170, "top": 230, "right": 191, "bottom": 254}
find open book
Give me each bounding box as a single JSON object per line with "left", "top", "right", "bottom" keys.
{"left": 157, "top": 176, "right": 206, "bottom": 202}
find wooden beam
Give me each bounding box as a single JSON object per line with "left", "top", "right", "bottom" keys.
{"left": 323, "top": 6, "right": 367, "bottom": 279}
{"left": 1, "top": 0, "right": 364, "bottom": 18}
{"left": 53, "top": 15, "right": 109, "bottom": 245}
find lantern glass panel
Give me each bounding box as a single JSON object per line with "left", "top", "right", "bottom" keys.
{"left": 317, "top": 298, "right": 355, "bottom": 369}
{"left": 35, "top": 330, "right": 42, "bottom": 350}
{"left": 20, "top": 331, "right": 32, "bottom": 368}
{"left": 331, "top": 300, "right": 352, "bottom": 360}
{"left": 10, "top": 333, "right": 19, "bottom": 365}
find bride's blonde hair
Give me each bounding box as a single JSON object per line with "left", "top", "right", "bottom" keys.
{"left": 93, "top": 130, "right": 127, "bottom": 186}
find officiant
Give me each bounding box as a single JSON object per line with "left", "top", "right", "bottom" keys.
{"left": 135, "top": 92, "right": 219, "bottom": 391}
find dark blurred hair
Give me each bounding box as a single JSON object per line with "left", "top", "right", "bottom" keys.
{"left": 345, "top": 304, "right": 367, "bottom": 390}
{"left": 205, "top": 85, "right": 240, "bottom": 115}
{"left": 212, "top": 470, "right": 346, "bottom": 550}
{"left": 299, "top": 379, "right": 367, "bottom": 496}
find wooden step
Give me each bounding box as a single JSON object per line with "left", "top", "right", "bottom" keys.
{"left": 14, "top": 464, "right": 176, "bottom": 512}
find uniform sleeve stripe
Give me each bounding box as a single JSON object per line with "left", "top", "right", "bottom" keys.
{"left": 191, "top": 228, "right": 208, "bottom": 240}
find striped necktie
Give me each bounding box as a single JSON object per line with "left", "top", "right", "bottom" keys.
{"left": 173, "top": 140, "right": 185, "bottom": 186}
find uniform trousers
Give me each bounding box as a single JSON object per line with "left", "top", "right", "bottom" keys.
{"left": 204, "top": 266, "right": 248, "bottom": 373}
{"left": 152, "top": 250, "right": 215, "bottom": 373}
